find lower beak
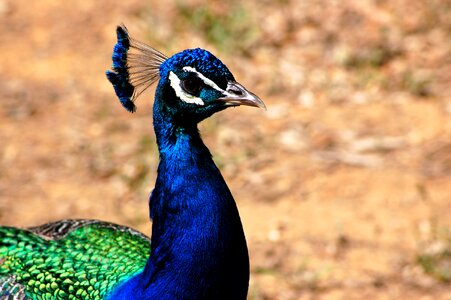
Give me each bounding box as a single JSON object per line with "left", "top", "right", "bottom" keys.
{"left": 217, "top": 81, "right": 266, "bottom": 109}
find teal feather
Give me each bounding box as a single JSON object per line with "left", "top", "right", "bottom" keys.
{"left": 0, "top": 220, "right": 150, "bottom": 299}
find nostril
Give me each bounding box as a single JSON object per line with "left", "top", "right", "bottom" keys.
{"left": 229, "top": 85, "right": 244, "bottom": 96}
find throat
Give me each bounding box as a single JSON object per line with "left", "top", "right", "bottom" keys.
{"left": 151, "top": 123, "right": 223, "bottom": 223}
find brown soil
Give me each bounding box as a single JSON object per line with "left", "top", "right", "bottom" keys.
{"left": 0, "top": 0, "right": 450, "bottom": 299}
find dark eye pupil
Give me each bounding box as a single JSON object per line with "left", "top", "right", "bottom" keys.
{"left": 182, "top": 76, "right": 202, "bottom": 95}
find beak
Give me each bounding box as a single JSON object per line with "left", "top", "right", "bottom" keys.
{"left": 218, "top": 81, "right": 266, "bottom": 109}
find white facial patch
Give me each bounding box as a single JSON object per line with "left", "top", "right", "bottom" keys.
{"left": 169, "top": 71, "right": 205, "bottom": 105}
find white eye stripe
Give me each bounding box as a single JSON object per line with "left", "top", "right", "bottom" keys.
{"left": 169, "top": 71, "right": 205, "bottom": 105}
{"left": 182, "top": 66, "right": 225, "bottom": 93}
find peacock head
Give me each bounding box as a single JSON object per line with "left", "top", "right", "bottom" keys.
{"left": 106, "top": 25, "right": 265, "bottom": 123}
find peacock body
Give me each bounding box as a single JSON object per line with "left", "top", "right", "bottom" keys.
{"left": 0, "top": 25, "right": 264, "bottom": 300}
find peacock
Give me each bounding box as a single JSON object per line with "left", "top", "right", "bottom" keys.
{"left": 0, "top": 25, "right": 265, "bottom": 300}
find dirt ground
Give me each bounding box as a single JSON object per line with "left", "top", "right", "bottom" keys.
{"left": 0, "top": 0, "right": 450, "bottom": 299}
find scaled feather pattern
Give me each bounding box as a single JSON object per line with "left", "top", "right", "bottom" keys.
{"left": 0, "top": 220, "right": 150, "bottom": 299}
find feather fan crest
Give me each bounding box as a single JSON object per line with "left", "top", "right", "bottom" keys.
{"left": 106, "top": 24, "right": 168, "bottom": 112}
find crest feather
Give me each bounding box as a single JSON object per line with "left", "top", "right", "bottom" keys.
{"left": 106, "top": 24, "right": 167, "bottom": 112}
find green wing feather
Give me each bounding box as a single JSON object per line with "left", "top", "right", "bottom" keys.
{"left": 0, "top": 220, "right": 151, "bottom": 300}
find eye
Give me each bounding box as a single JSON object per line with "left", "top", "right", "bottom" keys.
{"left": 181, "top": 75, "right": 203, "bottom": 95}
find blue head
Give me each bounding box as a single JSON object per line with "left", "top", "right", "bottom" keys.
{"left": 106, "top": 25, "right": 264, "bottom": 125}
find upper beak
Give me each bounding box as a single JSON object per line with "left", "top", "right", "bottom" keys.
{"left": 218, "top": 81, "right": 266, "bottom": 109}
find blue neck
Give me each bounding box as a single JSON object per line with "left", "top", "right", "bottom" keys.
{"left": 109, "top": 92, "right": 249, "bottom": 299}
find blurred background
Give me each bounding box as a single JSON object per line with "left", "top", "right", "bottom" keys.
{"left": 0, "top": 0, "right": 450, "bottom": 299}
